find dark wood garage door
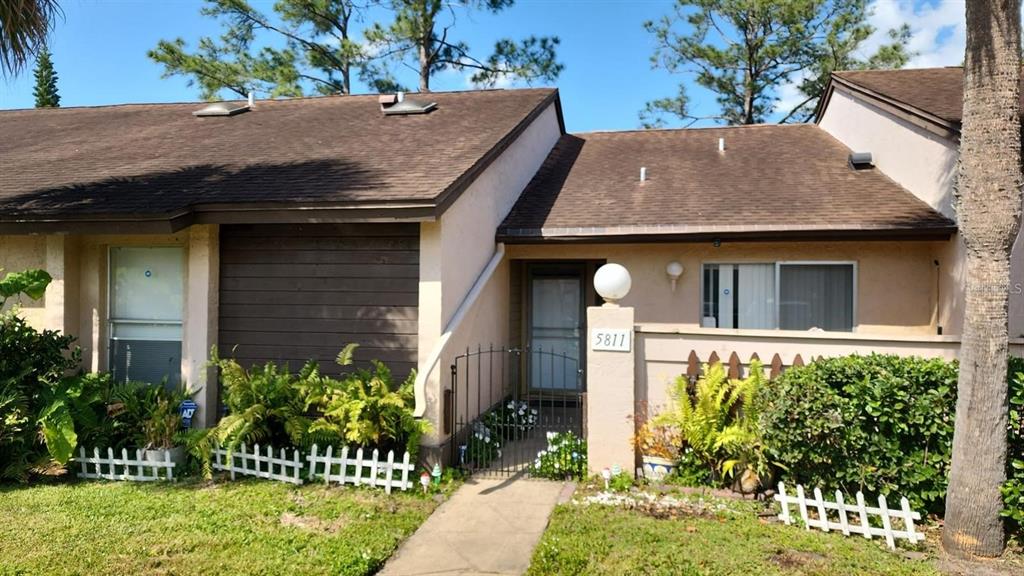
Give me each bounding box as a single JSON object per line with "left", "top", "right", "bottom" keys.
{"left": 218, "top": 223, "right": 419, "bottom": 377}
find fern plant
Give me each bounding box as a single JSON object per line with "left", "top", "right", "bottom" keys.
{"left": 206, "top": 347, "right": 313, "bottom": 453}
{"left": 308, "top": 344, "right": 431, "bottom": 458}
{"left": 655, "top": 361, "right": 771, "bottom": 487}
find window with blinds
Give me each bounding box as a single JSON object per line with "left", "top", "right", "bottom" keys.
{"left": 701, "top": 262, "right": 855, "bottom": 332}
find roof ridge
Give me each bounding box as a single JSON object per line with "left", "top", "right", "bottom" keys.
{"left": 0, "top": 86, "right": 557, "bottom": 113}
{"left": 836, "top": 66, "right": 964, "bottom": 75}
{"left": 573, "top": 123, "right": 813, "bottom": 136}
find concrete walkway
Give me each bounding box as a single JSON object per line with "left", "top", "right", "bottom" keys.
{"left": 379, "top": 477, "right": 570, "bottom": 576}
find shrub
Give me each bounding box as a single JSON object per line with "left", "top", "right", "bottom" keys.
{"left": 0, "top": 308, "right": 113, "bottom": 479}
{"left": 757, "top": 354, "right": 958, "bottom": 515}
{"left": 207, "top": 347, "right": 313, "bottom": 453}
{"left": 1003, "top": 356, "right": 1024, "bottom": 531}
{"left": 483, "top": 399, "right": 538, "bottom": 440}
{"left": 463, "top": 420, "right": 501, "bottom": 466}
{"left": 306, "top": 344, "right": 430, "bottom": 458}
{"left": 655, "top": 361, "right": 769, "bottom": 488}
{"left": 533, "top": 431, "right": 587, "bottom": 480}
{"left": 191, "top": 344, "right": 427, "bottom": 475}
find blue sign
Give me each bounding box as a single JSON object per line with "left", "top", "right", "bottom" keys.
{"left": 179, "top": 400, "right": 198, "bottom": 428}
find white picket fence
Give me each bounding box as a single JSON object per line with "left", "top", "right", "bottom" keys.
{"left": 307, "top": 444, "right": 414, "bottom": 494}
{"left": 775, "top": 482, "right": 925, "bottom": 549}
{"left": 74, "top": 446, "right": 176, "bottom": 481}
{"left": 212, "top": 444, "right": 306, "bottom": 485}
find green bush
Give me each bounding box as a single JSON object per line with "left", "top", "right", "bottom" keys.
{"left": 191, "top": 344, "right": 427, "bottom": 474}
{"left": 306, "top": 344, "right": 430, "bottom": 458}
{"left": 533, "top": 431, "right": 587, "bottom": 480}
{"left": 1002, "top": 356, "right": 1024, "bottom": 530}
{"left": 757, "top": 354, "right": 958, "bottom": 515}
{"left": 0, "top": 311, "right": 123, "bottom": 479}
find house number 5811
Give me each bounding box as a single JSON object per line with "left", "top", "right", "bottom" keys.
{"left": 591, "top": 329, "right": 631, "bottom": 352}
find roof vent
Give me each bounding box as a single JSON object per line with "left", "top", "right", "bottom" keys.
{"left": 848, "top": 151, "right": 873, "bottom": 170}
{"left": 378, "top": 93, "right": 437, "bottom": 116}
{"left": 193, "top": 101, "right": 250, "bottom": 117}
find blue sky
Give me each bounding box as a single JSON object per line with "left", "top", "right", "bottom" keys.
{"left": 0, "top": 1, "right": 967, "bottom": 132}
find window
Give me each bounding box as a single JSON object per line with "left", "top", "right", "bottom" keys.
{"left": 108, "top": 247, "right": 184, "bottom": 386}
{"left": 702, "top": 262, "right": 855, "bottom": 332}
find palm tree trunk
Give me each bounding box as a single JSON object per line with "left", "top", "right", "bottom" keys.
{"left": 943, "top": 0, "right": 1023, "bottom": 558}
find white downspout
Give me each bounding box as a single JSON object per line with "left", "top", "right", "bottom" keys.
{"left": 413, "top": 243, "right": 506, "bottom": 417}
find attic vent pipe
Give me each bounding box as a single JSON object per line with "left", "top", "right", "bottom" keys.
{"left": 718, "top": 137, "right": 725, "bottom": 152}
{"left": 640, "top": 167, "right": 647, "bottom": 182}
{"left": 248, "top": 91, "right": 254, "bottom": 108}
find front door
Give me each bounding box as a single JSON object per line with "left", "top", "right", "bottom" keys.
{"left": 527, "top": 264, "right": 585, "bottom": 391}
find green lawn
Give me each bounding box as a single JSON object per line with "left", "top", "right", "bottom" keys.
{"left": 528, "top": 499, "right": 943, "bottom": 576}
{"left": 0, "top": 478, "right": 437, "bottom": 576}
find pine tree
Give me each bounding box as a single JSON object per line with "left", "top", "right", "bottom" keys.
{"left": 32, "top": 48, "right": 60, "bottom": 108}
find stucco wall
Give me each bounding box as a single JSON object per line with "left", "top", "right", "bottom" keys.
{"left": 818, "top": 89, "right": 959, "bottom": 218}
{"left": 417, "top": 102, "right": 562, "bottom": 437}
{"left": 0, "top": 235, "right": 48, "bottom": 326}
{"left": 818, "top": 88, "right": 1023, "bottom": 340}
{"left": 637, "top": 326, "right": 1024, "bottom": 415}
{"left": 507, "top": 239, "right": 949, "bottom": 336}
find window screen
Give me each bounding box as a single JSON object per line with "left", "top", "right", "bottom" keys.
{"left": 109, "top": 247, "right": 184, "bottom": 386}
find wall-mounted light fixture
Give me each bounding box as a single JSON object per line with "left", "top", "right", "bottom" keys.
{"left": 666, "top": 261, "right": 684, "bottom": 292}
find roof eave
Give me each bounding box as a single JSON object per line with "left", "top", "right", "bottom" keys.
{"left": 816, "top": 74, "right": 961, "bottom": 141}
{"left": 0, "top": 202, "right": 439, "bottom": 234}
{"left": 496, "top": 224, "right": 957, "bottom": 244}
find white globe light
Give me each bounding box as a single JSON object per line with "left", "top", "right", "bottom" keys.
{"left": 594, "top": 263, "right": 632, "bottom": 304}
{"left": 665, "top": 261, "right": 684, "bottom": 279}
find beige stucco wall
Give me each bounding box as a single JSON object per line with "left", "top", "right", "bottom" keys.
{"left": 507, "top": 239, "right": 950, "bottom": 336}
{"left": 818, "top": 88, "right": 1023, "bottom": 342}
{"left": 0, "top": 235, "right": 48, "bottom": 326}
{"left": 417, "top": 102, "right": 562, "bottom": 438}
{"left": 818, "top": 89, "right": 959, "bottom": 218}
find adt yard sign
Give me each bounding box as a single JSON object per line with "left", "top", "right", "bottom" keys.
{"left": 179, "top": 400, "right": 198, "bottom": 428}
{"left": 591, "top": 328, "right": 631, "bottom": 352}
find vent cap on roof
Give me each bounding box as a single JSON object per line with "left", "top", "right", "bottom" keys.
{"left": 378, "top": 93, "right": 437, "bottom": 115}
{"left": 193, "top": 101, "right": 250, "bottom": 117}
{"left": 848, "top": 151, "right": 873, "bottom": 170}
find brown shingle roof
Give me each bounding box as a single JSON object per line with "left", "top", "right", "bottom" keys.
{"left": 0, "top": 88, "right": 559, "bottom": 230}
{"left": 833, "top": 67, "right": 965, "bottom": 124}
{"left": 498, "top": 124, "right": 955, "bottom": 242}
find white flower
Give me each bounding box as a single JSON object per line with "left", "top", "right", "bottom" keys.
{"left": 507, "top": 402, "right": 514, "bottom": 409}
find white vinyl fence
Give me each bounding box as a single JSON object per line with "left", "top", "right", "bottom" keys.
{"left": 307, "top": 444, "right": 415, "bottom": 493}
{"left": 74, "top": 447, "right": 176, "bottom": 481}
{"left": 212, "top": 444, "right": 306, "bottom": 485}
{"left": 775, "top": 482, "right": 925, "bottom": 549}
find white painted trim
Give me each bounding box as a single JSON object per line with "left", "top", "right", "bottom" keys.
{"left": 413, "top": 243, "right": 506, "bottom": 417}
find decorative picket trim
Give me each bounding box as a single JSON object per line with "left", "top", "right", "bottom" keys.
{"left": 774, "top": 482, "right": 924, "bottom": 549}
{"left": 74, "top": 446, "right": 175, "bottom": 481}
{"left": 212, "top": 443, "right": 305, "bottom": 485}
{"left": 307, "top": 444, "right": 414, "bottom": 493}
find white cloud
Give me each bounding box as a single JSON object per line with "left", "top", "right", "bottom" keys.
{"left": 865, "top": 0, "right": 965, "bottom": 68}
{"left": 774, "top": 1, "right": 968, "bottom": 119}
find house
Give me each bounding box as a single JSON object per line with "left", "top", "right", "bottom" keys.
{"left": 1, "top": 68, "right": 1021, "bottom": 466}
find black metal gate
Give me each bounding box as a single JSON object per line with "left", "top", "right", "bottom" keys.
{"left": 447, "top": 346, "right": 585, "bottom": 477}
